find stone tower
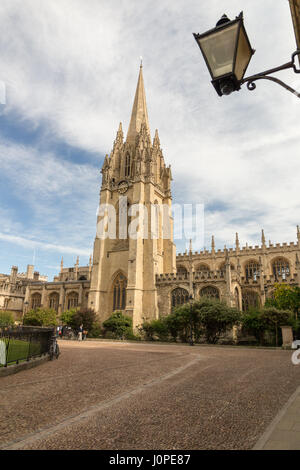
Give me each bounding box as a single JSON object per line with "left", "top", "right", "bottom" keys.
{"left": 89, "top": 65, "right": 176, "bottom": 327}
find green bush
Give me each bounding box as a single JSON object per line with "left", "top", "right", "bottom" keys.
{"left": 124, "top": 330, "right": 142, "bottom": 341}
{"left": 139, "top": 318, "right": 169, "bottom": 341}
{"left": 139, "top": 298, "right": 241, "bottom": 345}
{"left": 23, "top": 308, "right": 57, "bottom": 327}
{"left": 60, "top": 308, "right": 77, "bottom": 327}
{"left": 241, "top": 309, "right": 266, "bottom": 344}
{"left": 60, "top": 308, "right": 97, "bottom": 333}
{"left": 241, "top": 307, "right": 294, "bottom": 346}
{"left": 165, "top": 305, "right": 192, "bottom": 343}
{"left": 195, "top": 298, "right": 241, "bottom": 344}
{"left": 102, "top": 312, "right": 133, "bottom": 340}
{"left": 265, "top": 284, "right": 300, "bottom": 316}
{"left": 88, "top": 322, "right": 103, "bottom": 338}
{"left": 0, "top": 311, "right": 15, "bottom": 327}
{"left": 260, "top": 307, "right": 293, "bottom": 346}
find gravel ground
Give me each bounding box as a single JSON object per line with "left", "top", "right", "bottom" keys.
{"left": 1, "top": 340, "right": 300, "bottom": 450}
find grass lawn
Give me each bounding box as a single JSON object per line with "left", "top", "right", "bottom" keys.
{"left": 0, "top": 338, "right": 42, "bottom": 366}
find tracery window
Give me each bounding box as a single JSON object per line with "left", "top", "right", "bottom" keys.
{"left": 171, "top": 288, "right": 189, "bottom": 308}
{"left": 49, "top": 293, "right": 59, "bottom": 312}
{"left": 113, "top": 273, "right": 127, "bottom": 311}
{"left": 242, "top": 290, "right": 259, "bottom": 311}
{"left": 177, "top": 266, "right": 188, "bottom": 278}
{"left": 245, "top": 261, "right": 260, "bottom": 281}
{"left": 31, "top": 293, "right": 42, "bottom": 310}
{"left": 200, "top": 286, "right": 220, "bottom": 299}
{"left": 272, "top": 258, "right": 290, "bottom": 280}
{"left": 67, "top": 292, "right": 79, "bottom": 310}
{"left": 196, "top": 264, "right": 210, "bottom": 274}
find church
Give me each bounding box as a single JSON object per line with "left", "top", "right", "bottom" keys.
{"left": 22, "top": 65, "right": 300, "bottom": 328}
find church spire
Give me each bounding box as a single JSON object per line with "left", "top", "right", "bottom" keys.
{"left": 126, "top": 64, "right": 150, "bottom": 144}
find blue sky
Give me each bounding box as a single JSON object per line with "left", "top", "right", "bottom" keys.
{"left": 0, "top": 0, "right": 299, "bottom": 280}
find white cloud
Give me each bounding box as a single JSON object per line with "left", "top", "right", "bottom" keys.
{"left": 0, "top": 0, "right": 299, "bottom": 274}
{"left": 0, "top": 232, "right": 90, "bottom": 256}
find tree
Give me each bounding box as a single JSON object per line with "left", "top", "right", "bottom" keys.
{"left": 241, "top": 309, "right": 267, "bottom": 344}
{"left": 266, "top": 284, "right": 300, "bottom": 317}
{"left": 102, "top": 312, "right": 133, "bottom": 339}
{"left": 242, "top": 307, "right": 294, "bottom": 346}
{"left": 23, "top": 308, "right": 57, "bottom": 327}
{"left": 70, "top": 308, "right": 97, "bottom": 332}
{"left": 195, "top": 298, "right": 241, "bottom": 344}
{"left": 260, "top": 307, "right": 293, "bottom": 347}
{"left": 163, "top": 298, "right": 240, "bottom": 344}
{"left": 0, "top": 311, "right": 15, "bottom": 328}
{"left": 60, "top": 308, "right": 77, "bottom": 327}
{"left": 168, "top": 303, "right": 201, "bottom": 343}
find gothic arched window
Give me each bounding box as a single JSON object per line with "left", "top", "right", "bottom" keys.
{"left": 272, "top": 258, "right": 290, "bottom": 280}
{"left": 31, "top": 293, "right": 42, "bottom": 310}
{"left": 200, "top": 286, "right": 220, "bottom": 299}
{"left": 125, "top": 153, "right": 131, "bottom": 177}
{"left": 177, "top": 266, "right": 188, "bottom": 278}
{"left": 113, "top": 273, "right": 127, "bottom": 311}
{"left": 171, "top": 288, "right": 189, "bottom": 308}
{"left": 196, "top": 264, "right": 210, "bottom": 274}
{"left": 242, "top": 290, "right": 259, "bottom": 311}
{"left": 245, "top": 261, "right": 260, "bottom": 281}
{"left": 67, "top": 292, "right": 79, "bottom": 310}
{"left": 49, "top": 293, "right": 59, "bottom": 312}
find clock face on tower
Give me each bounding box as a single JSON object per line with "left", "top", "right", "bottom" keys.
{"left": 117, "top": 180, "right": 129, "bottom": 194}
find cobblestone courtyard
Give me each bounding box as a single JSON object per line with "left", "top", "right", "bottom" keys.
{"left": 1, "top": 340, "right": 300, "bottom": 450}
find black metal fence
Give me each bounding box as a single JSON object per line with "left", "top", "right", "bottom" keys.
{"left": 0, "top": 326, "right": 54, "bottom": 367}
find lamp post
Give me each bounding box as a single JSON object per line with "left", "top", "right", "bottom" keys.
{"left": 189, "top": 294, "right": 194, "bottom": 346}
{"left": 193, "top": 12, "right": 300, "bottom": 98}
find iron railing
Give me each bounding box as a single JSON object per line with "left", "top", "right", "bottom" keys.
{"left": 0, "top": 326, "right": 54, "bottom": 367}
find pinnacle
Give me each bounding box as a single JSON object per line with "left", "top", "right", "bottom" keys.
{"left": 126, "top": 65, "right": 150, "bottom": 144}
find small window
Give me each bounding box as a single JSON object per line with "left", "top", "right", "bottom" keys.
{"left": 125, "top": 154, "right": 131, "bottom": 177}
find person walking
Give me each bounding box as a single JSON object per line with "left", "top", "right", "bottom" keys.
{"left": 78, "top": 324, "right": 83, "bottom": 341}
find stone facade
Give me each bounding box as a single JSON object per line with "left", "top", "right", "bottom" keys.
{"left": 0, "top": 265, "right": 47, "bottom": 319}
{"left": 23, "top": 65, "right": 300, "bottom": 328}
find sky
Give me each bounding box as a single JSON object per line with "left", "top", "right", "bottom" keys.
{"left": 0, "top": 0, "right": 299, "bottom": 280}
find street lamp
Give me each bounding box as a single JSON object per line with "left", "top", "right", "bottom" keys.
{"left": 193, "top": 12, "right": 300, "bottom": 98}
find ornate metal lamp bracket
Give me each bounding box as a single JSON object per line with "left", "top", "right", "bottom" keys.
{"left": 241, "top": 50, "right": 300, "bottom": 98}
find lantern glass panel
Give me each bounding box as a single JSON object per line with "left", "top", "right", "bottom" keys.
{"left": 198, "top": 22, "right": 239, "bottom": 78}
{"left": 234, "top": 26, "right": 253, "bottom": 81}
